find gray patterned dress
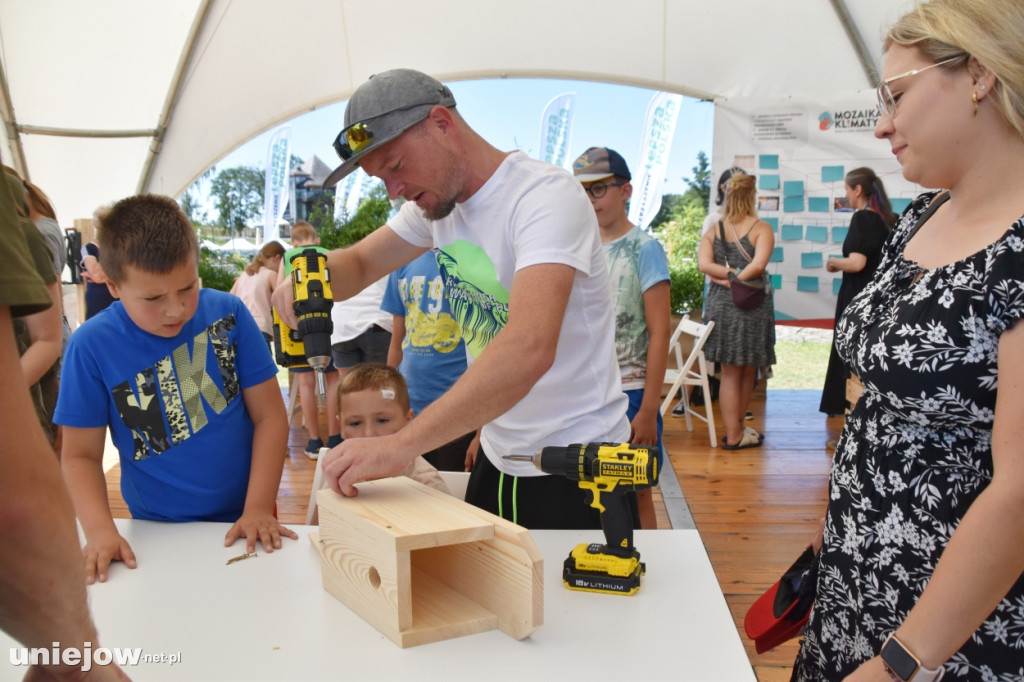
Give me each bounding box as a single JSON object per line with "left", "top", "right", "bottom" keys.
{"left": 792, "top": 191, "right": 1024, "bottom": 681}
{"left": 702, "top": 231, "right": 776, "bottom": 368}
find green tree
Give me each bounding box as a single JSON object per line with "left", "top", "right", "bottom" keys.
{"left": 314, "top": 182, "right": 392, "bottom": 250}
{"left": 649, "top": 193, "right": 686, "bottom": 230}
{"left": 681, "top": 150, "right": 711, "bottom": 209}
{"left": 659, "top": 203, "right": 707, "bottom": 314}
{"left": 210, "top": 165, "right": 264, "bottom": 236}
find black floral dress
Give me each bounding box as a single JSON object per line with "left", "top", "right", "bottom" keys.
{"left": 792, "top": 191, "right": 1024, "bottom": 681}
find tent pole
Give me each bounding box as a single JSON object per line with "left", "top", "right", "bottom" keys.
{"left": 0, "top": 58, "right": 29, "bottom": 180}
{"left": 828, "top": 0, "right": 879, "bottom": 88}
{"left": 136, "top": 0, "right": 216, "bottom": 195}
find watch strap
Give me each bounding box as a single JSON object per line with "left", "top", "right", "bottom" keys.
{"left": 880, "top": 634, "right": 944, "bottom": 682}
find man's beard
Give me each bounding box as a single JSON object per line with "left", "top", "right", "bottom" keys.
{"left": 424, "top": 194, "right": 457, "bottom": 221}
{"left": 422, "top": 151, "right": 460, "bottom": 221}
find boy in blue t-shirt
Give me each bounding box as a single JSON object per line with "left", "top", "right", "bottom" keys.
{"left": 56, "top": 194, "right": 297, "bottom": 583}
{"left": 573, "top": 147, "right": 671, "bottom": 529}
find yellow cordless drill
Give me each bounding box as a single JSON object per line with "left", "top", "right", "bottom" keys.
{"left": 504, "top": 442, "right": 659, "bottom": 595}
{"left": 272, "top": 247, "right": 333, "bottom": 404}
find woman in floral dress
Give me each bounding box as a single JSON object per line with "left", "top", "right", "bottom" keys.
{"left": 792, "top": 1, "right": 1024, "bottom": 680}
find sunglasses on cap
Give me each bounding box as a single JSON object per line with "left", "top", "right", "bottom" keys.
{"left": 332, "top": 100, "right": 449, "bottom": 162}
{"left": 333, "top": 121, "right": 375, "bottom": 161}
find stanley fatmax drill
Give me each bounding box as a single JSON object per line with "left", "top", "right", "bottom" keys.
{"left": 272, "top": 247, "right": 333, "bottom": 404}
{"left": 505, "top": 442, "right": 659, "bottom": 595}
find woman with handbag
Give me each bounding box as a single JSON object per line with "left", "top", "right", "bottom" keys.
{"left": 697, "top": 172, "right": 775, "bottom": 450}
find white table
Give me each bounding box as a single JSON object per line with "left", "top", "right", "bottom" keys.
{"left": 1, "top": 520, "right": 754, "bottom": 681}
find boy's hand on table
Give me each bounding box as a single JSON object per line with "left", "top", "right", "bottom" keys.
{"left": 225, "top": 512, "right": 298, "bottom": 554}
{"left": 82, "top": 529, "right": 137, "bottom": 584}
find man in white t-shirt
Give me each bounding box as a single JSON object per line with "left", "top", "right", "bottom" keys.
{"left": 274, "top": 68, "right": 628, "bottom": 528}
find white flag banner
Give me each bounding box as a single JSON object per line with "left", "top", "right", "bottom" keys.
{"left": 335, "top": 173, "right": 356, "bottom": 220}
{"left": 345, "top": 172, "right": 366, "bottom": 216}
{"left": 263, "top": 125, "right": 291, "bottom": 241}
{"left": 537, "top": 92, "right": 575, "bottom": 168}
{"left": 629, "top": 92, "right": 683, "bottom": 231}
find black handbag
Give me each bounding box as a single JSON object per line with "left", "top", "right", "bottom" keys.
{"left": 719, "top": 220, "right": 766, "bottom": 310}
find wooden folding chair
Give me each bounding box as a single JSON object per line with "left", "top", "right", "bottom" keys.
{"left": 661, "top": 318, "right": 717, "bottom": 447}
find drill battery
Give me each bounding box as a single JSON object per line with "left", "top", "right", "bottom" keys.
{"left": 563, "top": 543, "right": 645, "bottom": 596}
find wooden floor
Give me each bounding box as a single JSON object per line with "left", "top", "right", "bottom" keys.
{"left": 104, "top": 386, "right": 841, "bottom": 681}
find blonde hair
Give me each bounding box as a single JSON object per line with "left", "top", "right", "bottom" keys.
{"left": 289, "top": 221, "right": 317, "bottom": 245}
{"left": 336, "top": 363, "right": 411, "bottom": 414}
{"left": 885, "top": 0, "right": 1024, "bottom": 140}
{"left": 245, "top": 241, "right": 286, "bottom": 276}
{"left": 722, "top": 173, "right": 758, "bottom": 222}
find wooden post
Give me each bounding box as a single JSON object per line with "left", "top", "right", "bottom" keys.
{"left": 314, "top": 477, "right": 543, "bottom": 647}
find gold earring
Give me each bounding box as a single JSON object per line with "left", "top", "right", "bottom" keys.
{"left": 973, "top": 92, "right": 979, "bottom": 118}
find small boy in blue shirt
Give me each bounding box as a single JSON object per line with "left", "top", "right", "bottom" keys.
{"left": 57, "top": 194, "right": 297, "bottom": 583}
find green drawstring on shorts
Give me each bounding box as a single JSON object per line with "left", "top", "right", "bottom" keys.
{"left": 497, "top": 472, "right": 520, "bottom": 524}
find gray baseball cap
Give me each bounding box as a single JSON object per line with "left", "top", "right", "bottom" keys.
{"left": 324, "top": 69, "right": 457, "bottom": 187}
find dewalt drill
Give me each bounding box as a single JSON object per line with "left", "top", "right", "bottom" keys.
{"left": 272, "top": 247, "right": 333, "bottom": 404}
{"left": 504, "top": 442, "right": 659, "bottom": 595}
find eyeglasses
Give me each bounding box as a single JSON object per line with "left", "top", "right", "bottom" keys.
{"left": 875, "top": 56, "right": 962, "bottom": 118}
{"left": 333, "top": 121, "right": 375, "bottom": 161}
{"left": 584, "top": 181, "right": 625, "bottom": 199}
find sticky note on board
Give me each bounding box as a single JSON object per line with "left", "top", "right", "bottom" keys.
{"left": 764, "top": 217, "right": 779, "bottom": 231}
{"left": 801, "top": 252, "right": 823, "bottom": 268}
{"left": 891, "top": 197, "right": 912, "bottom": 214}
{"left": 759, "top": 155, "right": 779, "bottom": 169}
{"left": 821, "top": 166, "right": 845, "bottom": 182}
{"left": 783, "top": 181, "right": 804, "bottom": 196}
{"left": 797, "top": 276, "right": 820, "bottom": 292}
{"left": 770, "top": 274, "right": 783, "bottom": 289}
{"left": 806, "top": 226, "right": 828, "bottom": 243}
{"left": 832, "top": 226, "right": 849, "bottom": 243}
{"left": 833, "top": 277, "right": 843, "bottom": 295}
{"left": 760, "top": 174, "right": 780, "bottom": 190}
{"left": 808, "top": 197, "right": 830, "bottom": 212}
{"left": 770, "top": 247, "right": 784, "bottom": 263}
{"left": 784, "top": 195, "right": 805, "bottom": 212}
{"left": 781, "top": 224, "right": 803, "bottom": 241}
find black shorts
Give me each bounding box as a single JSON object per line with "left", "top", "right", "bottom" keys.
{"left": 465, "top": 447, "right": 602, "bottom": 530}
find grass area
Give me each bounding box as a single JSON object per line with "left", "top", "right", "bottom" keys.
{"left": 771, "top": 339, "right": 831, "bottom": 389}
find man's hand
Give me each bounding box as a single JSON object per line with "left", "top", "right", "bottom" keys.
{"left": 321, "top": 435, "right": 416, "bottom": 496}
{"left": 224, "top": 511, "right": 298, "bottom": 554}
{"left": 81, "top": 529, "right": 137, "bottom": 584}
{"left": 270, "top": 278, "right": 297, "bottom": 328}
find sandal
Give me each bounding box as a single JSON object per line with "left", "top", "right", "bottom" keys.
{"left": 723, "top": 429, "right": 764, "bottom": 450}
{"left": 723, "top": 427, "right": 764, "bottom": 445}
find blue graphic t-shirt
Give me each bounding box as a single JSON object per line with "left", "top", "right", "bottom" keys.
{"left": 380, "top": 251, "right": 468, "bottom": 415}
{"left": 55, "top": 289, "right": 278, "bottom": 521}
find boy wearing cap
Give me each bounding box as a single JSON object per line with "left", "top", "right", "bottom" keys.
{"left": 573, "top": 147, "right": 671, "bottom": 529}
{"left": 276, "top": 68, "right": 629, "bottom": 529}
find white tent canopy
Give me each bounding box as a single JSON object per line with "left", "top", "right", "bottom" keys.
{"left": 0, "top": 0, "right": 907, "bottom": 223}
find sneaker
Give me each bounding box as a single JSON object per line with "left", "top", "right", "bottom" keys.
{"left": 326, "top": 434, "right": 342, "bottom": 449}
{"left": 745, "top": 410, "right": 754, "bottom": 420}
{"left": 305, "top": 438, "right": 324, "bottom": 459}
{"left": 672, "top": 400, "right": 686, "bottom": 416}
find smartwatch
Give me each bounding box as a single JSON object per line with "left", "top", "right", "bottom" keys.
{"left": 880, "top": 634, "right": 944, "bottom": 682}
